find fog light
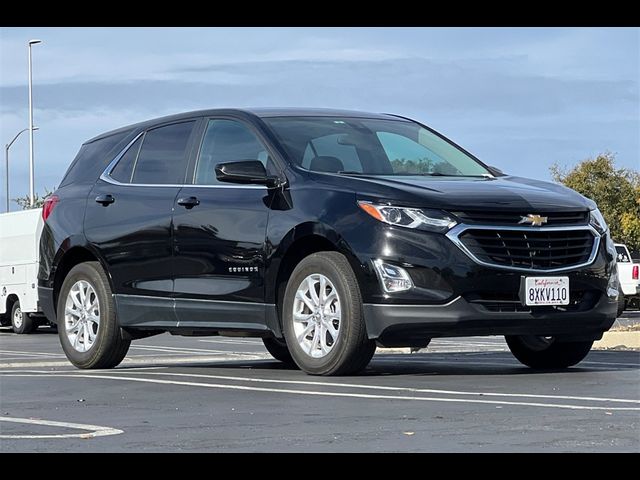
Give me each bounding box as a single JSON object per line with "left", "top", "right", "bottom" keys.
{"left": 607, "top": 266, "right": 620, "bottom": 300}
{"left": 373, "top": 259, "right": 413, "bottom": 293}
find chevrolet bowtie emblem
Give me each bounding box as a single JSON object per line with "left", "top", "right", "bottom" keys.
{"left": 519, "top": 214, "right": 548, "bottom": 226}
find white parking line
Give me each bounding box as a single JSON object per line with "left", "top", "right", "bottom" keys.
{"left": 198, "top": 338, "right": 263, "bottom": 345}
{"left": 130, "top": 346, "right": 226, "bottom": 355}
{"left": 85, "top": 370, "right": 640, "bottom": 405}
{"left": 0, "top": 350, "right": 65, "bottom": 357}
{"left": 0, "top": 416, "right": 123, "bottom": 439}
{"left": 2, "top": 372, "right": 638, "bottom": 411}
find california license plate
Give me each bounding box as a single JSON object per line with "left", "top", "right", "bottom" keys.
{"left": 523, "top": 276, "right": 570, "bottom": 306}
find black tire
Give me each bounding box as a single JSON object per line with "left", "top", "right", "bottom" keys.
{"left": 506, "top": 335, "right": 593, "bottom": 369}
{"left": 617, "top": 294, "right": 625, "bottom": 318}
{"left": 11, "top": 301, "right": 35, "bottom": 334}
{"left": 282, "top": 252, "right": 376, "bottom": 376}
{"left": 57, "top": 261, "right": 130, "bottom": 369}
{"left": 262, "top": 337, "right": 294, "bottom": 363}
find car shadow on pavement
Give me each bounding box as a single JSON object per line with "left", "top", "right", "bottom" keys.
{"left": 133, "top": 350, "right": 640, "bottom": 377}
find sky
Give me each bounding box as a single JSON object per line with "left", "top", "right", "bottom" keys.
{"left": 0, "top": 27, "right": 638, "bottom": 211}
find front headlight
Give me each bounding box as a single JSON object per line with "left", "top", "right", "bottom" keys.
{"left": 358, "top": 201, "right": 457, "bottom": 233}
{"left": 589, "top": 208, "right": 608, "bottom": 235}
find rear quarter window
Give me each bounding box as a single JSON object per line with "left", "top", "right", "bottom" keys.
{"left": 59, "top": 130, "right": 134, "bottom": 187}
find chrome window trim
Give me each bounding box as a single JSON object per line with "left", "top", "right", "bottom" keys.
{"left": 445, "top": 223, "right": 601, "bottom": 273}
{"left": 99, "top": 131, "right": 266, "bottom": 190}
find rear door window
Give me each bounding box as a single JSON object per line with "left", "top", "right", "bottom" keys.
{"left": 131, "top": 121, "right": 196, "bottom": 185}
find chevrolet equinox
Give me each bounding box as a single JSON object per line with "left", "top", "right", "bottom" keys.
{"left": 38, "top": 108, "right": 619, "bottom": 375}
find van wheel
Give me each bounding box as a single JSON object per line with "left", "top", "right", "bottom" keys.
{"left": 11, "top": 301, "right": 35, "bottom": 334}
{"left": 282, "top": 252, "right": 376, "bottom": 376}
{"left": 262, "top": 337, "right": 294, "bottom": 363}
{"left": 57, "top": 261, "right": 130, "bottom": 369}
{"left": 506, "top": 335, "right": 593, "bottom": 369}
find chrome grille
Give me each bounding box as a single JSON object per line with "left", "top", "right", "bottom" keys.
{"left": 452, "top": 227, "right": 598, "bottom": 271}
{"left": 452, "top": 211, "right": 589, "bottom": 226}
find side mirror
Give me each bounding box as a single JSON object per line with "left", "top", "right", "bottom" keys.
{"left": 215, "top": 160, "right": 280, "bottom": 188}
{"left": 488, "top": 165, "right": 505, "bottom": 176}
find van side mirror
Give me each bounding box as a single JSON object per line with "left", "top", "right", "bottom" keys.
{"left": 215, "top": 160, "right": 280, "bottom": 188}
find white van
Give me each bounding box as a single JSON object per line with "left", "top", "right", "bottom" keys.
{"left": 0, "top": 208, "right": 52, "bottom": 333}
{"left": 615, "top": 243, "right": 640, "bottom": 310}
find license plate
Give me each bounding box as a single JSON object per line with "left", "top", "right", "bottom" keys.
{"left": 523, "top": 276, "right": 570, "bottom": 306}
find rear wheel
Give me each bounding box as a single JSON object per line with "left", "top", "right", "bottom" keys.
{"left": 57, "top": 262, "right": 130, "bottom": 369}
{"left": 282, "top": 252, "right": 376, "bottom": 375}
{"left": 506, "top": 335, "right": 593, "bottom": 369}
{"left": 11, "top": 301, "right": 35, "bottom": 334}
{"left": 262, "top": 337, "right": 294, "bottom": 363}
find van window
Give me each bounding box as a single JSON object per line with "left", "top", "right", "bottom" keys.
{"left": 131, "top": 121, "right": 195, "bottom": 185}
{"left": 616, "top": 246, "right": 631, "bottom": 263}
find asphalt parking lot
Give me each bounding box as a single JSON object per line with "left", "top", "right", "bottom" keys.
{"left": 1, "top": 312, "right": 639, "bottom": 452}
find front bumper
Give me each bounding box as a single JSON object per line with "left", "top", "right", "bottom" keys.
{"left": 364, "top": 294, "right": 618, "bottom": 347}
{"left": 343, "top": 215, "right": 618, "bottom": 345}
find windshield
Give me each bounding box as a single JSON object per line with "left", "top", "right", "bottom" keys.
{"left": 264, "top": 116, "right": 490, "bottom": 177}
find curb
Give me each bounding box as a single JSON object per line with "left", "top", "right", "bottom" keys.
{"left": 594, "top": 330, "right": 640, "bottom": 350}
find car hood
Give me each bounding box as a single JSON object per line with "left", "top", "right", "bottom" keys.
{"left": 314, "top": 173, "right": 595, "bottom": 212}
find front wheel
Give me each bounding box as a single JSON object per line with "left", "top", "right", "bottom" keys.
{"left": 11, "top": 301, "right": 35, "bottom": 334}
{"left": 506, "top": 335, "right": 593, "bottom": 369}
{"left": 57, "top": 261, "right": 130, "bottom": 369}
{"left": 282, "top": 252, "right": 376, "bottom": 376}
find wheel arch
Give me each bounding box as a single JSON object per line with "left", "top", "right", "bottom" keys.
{"left": 51, "top": 242, "right": 113, "bottom": 314}
{"left": 4, "top": 294, "right": 20, "bottom": 320}
{"left": 266, "top": 222, "right": 366, "bottom": 309}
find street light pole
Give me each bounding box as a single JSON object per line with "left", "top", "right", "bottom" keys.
{"left": 5, "top": 127, "right": 38, "bottom": 213}
{"left": 28, "top": 39, "right": 42, "bottom": 208}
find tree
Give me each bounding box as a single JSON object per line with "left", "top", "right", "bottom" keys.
{"left": 550, "top": 153, "right": 640, "bottom": 252}
{"left": 13, "top": 187, "right": 55, "bottom": 210}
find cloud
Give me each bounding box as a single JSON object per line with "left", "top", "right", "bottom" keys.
{"left": 0, "top": 27, "right": 637, "bottom": 210}
{"left": 1, "top": 57, "right": 636, "bottom": 120}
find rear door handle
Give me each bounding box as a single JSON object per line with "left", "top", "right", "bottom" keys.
{"left": 177, "top": 196, "right": 200, "bottom": 209}
{"left": 95, "top": 194, "right": 115, "bottom": 206}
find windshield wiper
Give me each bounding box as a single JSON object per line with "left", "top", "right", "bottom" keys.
{"left": 337, "top": 171, "right": 491, "bottom": 178}
{"left": 416, "top": 173, "right": 491, "bottom": 178}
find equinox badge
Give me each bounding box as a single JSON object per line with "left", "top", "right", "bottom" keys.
{"left": 519, "top": 214, "right": 548, "bottom": 226}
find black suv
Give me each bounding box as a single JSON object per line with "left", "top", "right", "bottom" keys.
{"left": 39, "top": 108, "right": 619, "bottom": 375}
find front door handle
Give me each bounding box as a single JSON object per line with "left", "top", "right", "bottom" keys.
{"left": 177, "top": 196, "right": 200, "bottom": 209}
{"left": 95, "top": 194, "right": 115, "bottom": 206}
